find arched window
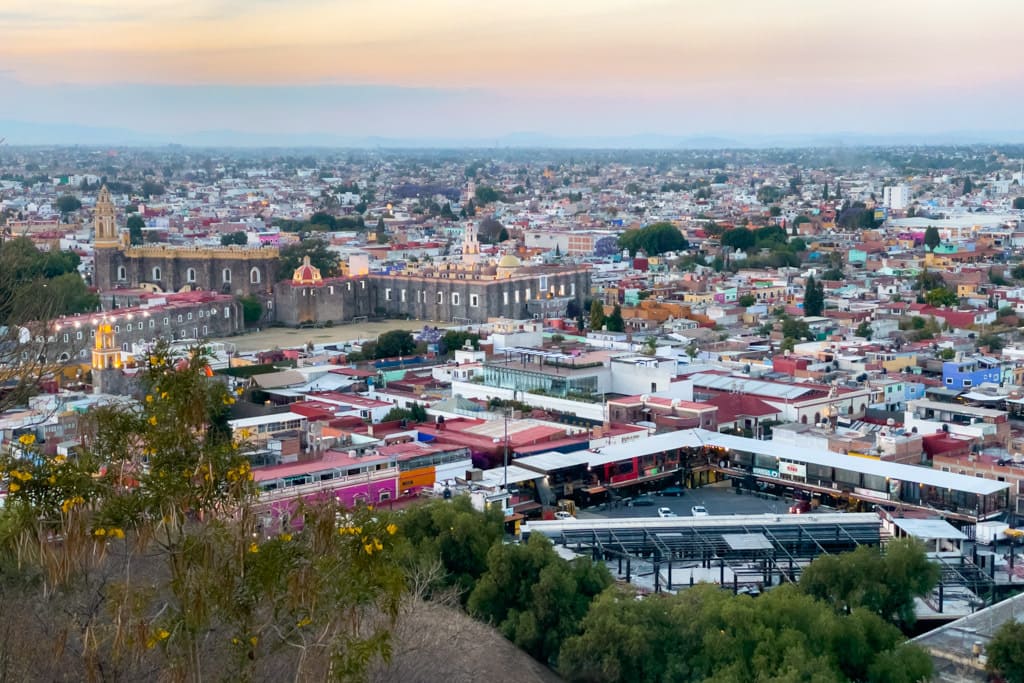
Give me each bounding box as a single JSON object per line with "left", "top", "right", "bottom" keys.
{"left": 117, "top": 266, "right": 127, "bottom": 281}
{"left": 222, "top": 268, "right": 232, "bottom": 284}
{"left": 152, "top": 266, "right": 161, "bottom": 281}
{"left": 187, "top": 268, "right": 197, "bottom": 282}
{"left": 250, "top": 267, "right": 261, "bottom": 284}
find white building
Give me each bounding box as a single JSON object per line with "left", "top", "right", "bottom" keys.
{"left": 883, "top": 185, "right": 910, "bottom": 211}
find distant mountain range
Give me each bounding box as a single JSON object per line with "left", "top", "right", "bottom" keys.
{"left": 4, "top": 118, "right": 1024, "bottom": 149}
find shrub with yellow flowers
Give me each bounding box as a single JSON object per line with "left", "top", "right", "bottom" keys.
{"left": 0, "top": 342, "right": 406, "bottom": 682}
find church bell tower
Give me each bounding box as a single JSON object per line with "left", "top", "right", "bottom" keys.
{"left": 94, "top": 186, "right": 118, "bottom": 248}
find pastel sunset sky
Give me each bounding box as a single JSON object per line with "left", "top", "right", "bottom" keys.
{"left": 2, "top": 0, "right": 1023, "bottom": 143}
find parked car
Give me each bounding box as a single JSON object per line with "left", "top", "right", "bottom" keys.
{"left": 660, "top": 486, "right": 686, "bottom": 497}
{"left": 554, "top": 511, "right": 576, "bottom": 520}
{"left": 788, "top": 500, "right": 811, "bottom": 515}
{"left": 690, "top": 505, "right": 709, "bottom": 517}
{"left": 631, "top": 495, "right": 656, "bottom": 507}
{"left": 658, "top": 507, "right": 677, "bottom": 518}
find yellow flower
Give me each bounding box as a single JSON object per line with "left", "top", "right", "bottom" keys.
{"left": 248, "top": 542, "right": 259, "bottom": 554}
{"left": 8, "top": 483, "right": 19, "bottom": 493}
{"left": 149, "top": 356, "right": 159, "bottom": 366}
{"left": 386, "top": 523, "right": 398, "bottom": 536}
{"left": 145, "top": 638, "right": 156, "bottom": 649}
{"left": 157, "top": 629, "right": 170, "bottom": 640}
{"left": 109, "top": 527, "right": 125, "bottom": 539}
{"left": 235, "top": 387, "right": 244, "bottom": 395}
{"left": 373, "top": 538, "right": 383, "bottom": 551}
{"left": 296, "top": 616, "right": 312, "bottom": 628}
{"left": 148, "top": 416, "right": 158, "bottom": 426}
{"left": 279, "top": 532, "right": 293, "bottom": 542}
{"left": 17, "top": 434, "right": 35, "bottom": 446}
{"left": 93, "top": 528, "right": 106, "bottom": 537}
{"left": 231, "top": 637, "right": 240, "bottom": 645}
{"left": 249, "top": 636, "right": 258, "bottom": 647}
{"left": 54, "top": 454, "right": 66, "bottom": 464}
{"left": 145, "top": 395, "right": 154, "bottom": 403}
{"left": 363, "top": 543, "right": 374, "bottom": 555}
{"left": 47, "top": 476, "right": 56, "bottom": 485}
{"left": 160, "top": 392, "right": 168, "bottom": 400}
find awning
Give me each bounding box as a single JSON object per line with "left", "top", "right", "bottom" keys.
{"left": 504, "top": 513, "right": 525, "bottom": 523}
{"left": 608, "top": 470, "right": 676, "bottom": 488}
{"left": 513, "top": 501, "right": 542, "bottom": 513}
{"left": 583, "top": 486, "right": 607, "bottom": 495}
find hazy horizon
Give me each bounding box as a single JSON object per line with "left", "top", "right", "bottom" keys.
{"left": 3, "top": 0, "right": 1024, "bottom": 146}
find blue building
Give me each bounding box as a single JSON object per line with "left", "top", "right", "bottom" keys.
{"left": 942, "top": 357, "right": 1001, "bottom": 390}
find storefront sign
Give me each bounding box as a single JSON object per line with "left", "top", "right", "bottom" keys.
{"left": 854, "top": 487, "right": 890, "bottom": 501}
{"left": 779, "top": 462, "right": 806, "bottom": 478}
{"left": 753, "top": 467, "right": 779, "bottom": 478}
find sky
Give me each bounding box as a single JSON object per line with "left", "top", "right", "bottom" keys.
{"left": 2, "top": 0, "right": 1024, "bottom": 145}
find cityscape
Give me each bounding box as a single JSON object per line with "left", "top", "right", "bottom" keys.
{"left": 5, "top": 2, "right": 1024, "bottom": 683}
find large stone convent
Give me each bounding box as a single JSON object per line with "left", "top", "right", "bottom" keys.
{"left": 93, "top": 188, "right": 590, "bottom": 327}
{"left": 93, "top": 186, "right": 280, "bottom": 297}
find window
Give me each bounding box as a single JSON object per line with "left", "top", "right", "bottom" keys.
{"left": 152, "top": 266, "right": 162, "bottom": 280}
{"left": 76, "top": 331, "right": 82, "bottom": 340}
{"left": 525, "top": 288, "right": 531, "bottom": 300}
{"left": 963, "top": 379, "right": 972, "bottom": 387}
{"left": 385, "top": 288, "right": 392, "bottom": 301}
{"left": 401, "top": 289, "right": 406, "bottom": 302}
{"left": 328, "top": 286, "right": 334, "bottom": 295}
{"left": 222, "top": 268, "right": 232, "bottom": 283}
{"left": 224, "top": 307, "right": 231, "bottom": 318}
{"left": 126, "top": 323, "right": 132, "bottom": 332}
{"left": 249, "top": 267, "right": 261, "bottom": 284}
{"left": 117, "top": 266, "right": 127, "bottom": 281}
{"left": 114, "top": 325, "right": 120, "bottom": 333}
{"left": 177, "top": 315, "right": 183, "bottom": 323}
{"left": 503, "top": 292, "right": 509, "bottom": 305}
{"left": 187, "top": 312, "right": 193, "bottom": 321}
{"left": 515, "top": 290, "right": 520, "bottom": 304}
{"left": 945, "top": 378, "right": 953, "bottom": 385}
{"left": 163, "top": 317, "right": 169, "bottom": 325}
{"left": 437, "top": 292, "right": 444, "bottom": 304}
{"left": 187, "top": 268, "right": 197, "bottom": 282}
{"left": 451, "top": 293, "right": 460, "bottom": 306}
{"left": 203, "top": 326, "right": 208, "bottom": 335}
{"left": 570, "top": 283, "right": 576, "bottom": 296}
{"left": 62, "top": 333, "right": 69, "bottom": 343}
{"left": 470, "top": 294, "right": 479, "bottom": 307}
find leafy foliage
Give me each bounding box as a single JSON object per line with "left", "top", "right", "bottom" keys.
{"left": 220, "top": 230, "right": 248, "bottom": 246}
{"left": 559, "top": 583, "right": 932, "bottom": 683}
{"left": 276, "top": 240, "right": 340, "bottom": 281}
{"left": 374, "top": 330, "right": 416, "bottom": 358}
{"left": 618, "top": 222, "right": 689, "bottom": 257}
{"left": 468, "top": 533, "right": 612, "bottom": 665}
{"left": 55, "top": 194, "right": 82, "bottom": 214}
{"left": 127, "top": 213, "right": 145, "bottom": 245}
{"left": 0, "top": 345, "right": 405, "bottom": 681}
{"left": 987, "top": 620, "right": 1024, "bottom": 683}
{"left": 589, "top": 300, "right": 606, "bottom": 331}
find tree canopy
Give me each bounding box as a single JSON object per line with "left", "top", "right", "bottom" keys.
{"left": 220, "top": 230, "right": 248, "bottom": 246}
{"left": 589, "top": 300, "right": 606, "bottom": 331}
{"left": 55, "top": 194, "right": 82, "bottom": 215}
{"left": 987, "top": 619, "right": 1024, "bottom": 683}
{"left": 923, "top": 226, "right": 941, "bottom": 251}
{"left": 618, "top": 222, "right": 689, "bottom": 257}
{"left": 127, "top": 213, "right": 145, "bottom": 245}
{"left": 374, "top": 329, "right": 416, "bottom": 358}
{"left": 803, "top": 274, "right": 824, "bottom": 316}
{"left": 276, "top": 240, "right": 340, "bottom": 281}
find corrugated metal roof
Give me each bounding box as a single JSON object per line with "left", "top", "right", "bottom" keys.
{"left": 688, "top": 373, "right": 813, "bottom": 400}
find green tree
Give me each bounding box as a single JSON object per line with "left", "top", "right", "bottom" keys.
{"left": 374, "top": 330, "right": 415, "bottom": 358}
{"left": 589, "top": 300, "right": 606, "bottom": 331}
{"left": 962, "top": 177, "right": 974, "bottom": 195}
{"left": 220, "top": 231, "right": 248, "bottom": 246}
{"left": 799, "top": 538, "right": 939, "bottom": 628}
{"left": 474, "top": 186, "right": 502, "bottom": 204}
{"left": 720, "top": 227, "right": 756, "bottom": 251}
{"left": 468, "top": 534, "right": 611, "bottom": 665}
{"left": 276, "top": 240, "right": 340, "bottom": 281}
{"left": 55, "top": 194, "right": 82, "bottom": 215}
{"left": 855, "top": 320, "right": 873, "bottom": 340}
{"left": 141, "top": 180, "right": 165, "bottom": 197}
{"left": 441, "top": 330, "right": 480, "bottom": 353}
{"left": 397, "top": 497, "right": 503, "bottom": 599}
{"left": 605, "top": 304, "right": 625, "bottom": 332}
{"left": 127, "top": 213, "right": 145, "bottom": 245}
{"left": 987, "top": 620, "right": 1024, "bottom": 683}
{"left": 923, "top": 226, "right": 941, "bottom": 251}
{"left": 237, "top": 295, "right": 262, "bottom": 324}
{"left": 924, "top": 287, "right": 958, "bottom": 307}
{"left": 738, "top": 293, "right": 757, "bottom": 307}
{"left": 45, "top": 272, "right": 99, "bottom": 315}
{"left": 617, "top": 222, "right": 689, "bottom": 257}
{"left": 803, "top": 274, "right": 824, "bottom": 316}
{"left": 781, "top": 316, "right": 812, "bottom": 341}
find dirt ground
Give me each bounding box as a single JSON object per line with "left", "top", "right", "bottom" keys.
{"left": 211, "top": 320, "right": 451, "bottom": 353}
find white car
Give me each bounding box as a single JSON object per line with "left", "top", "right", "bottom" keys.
{"left": 690, "top": 505, "right": 709, "bottom": 517}
{"left": 658, "top": 507, "right": 677, "bottom": 518}
{"left": 554, "top": 511, "right": 576, "bottom": 520}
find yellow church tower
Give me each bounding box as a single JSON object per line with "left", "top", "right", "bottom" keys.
{"left": 94, "top": 185, "right": 119, "bottom": 248}
{"left": 91, "top": 322, "right": 121, "bottom": 371}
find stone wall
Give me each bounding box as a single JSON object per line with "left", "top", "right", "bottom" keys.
{"left": 96, "top": 245, "right": 279, "bottom": 297}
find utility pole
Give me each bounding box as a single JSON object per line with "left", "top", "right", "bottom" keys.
{"left": 503, "top": 406, "right": 510, "bottom": 491}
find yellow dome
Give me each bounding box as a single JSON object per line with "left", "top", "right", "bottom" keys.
{"left": 291, "top": 255, "right": 323, "bottom": 286}
{"left": 497, "top": 254, "right": 522, "bottom": 268}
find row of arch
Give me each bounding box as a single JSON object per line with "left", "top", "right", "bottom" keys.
{"left": 117, "top": 266, "right": 262, "bottom": 285}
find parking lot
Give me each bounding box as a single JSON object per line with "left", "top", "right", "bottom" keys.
{"left": 578, "top": 486, "right": 794, "bottom": 520}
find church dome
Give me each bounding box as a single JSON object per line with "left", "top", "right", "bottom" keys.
{"left": 497, "top": 254, "right": 521, "bottom": 269}
{"left": 292, "top": 255, "right": 323, "bottom": 286}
